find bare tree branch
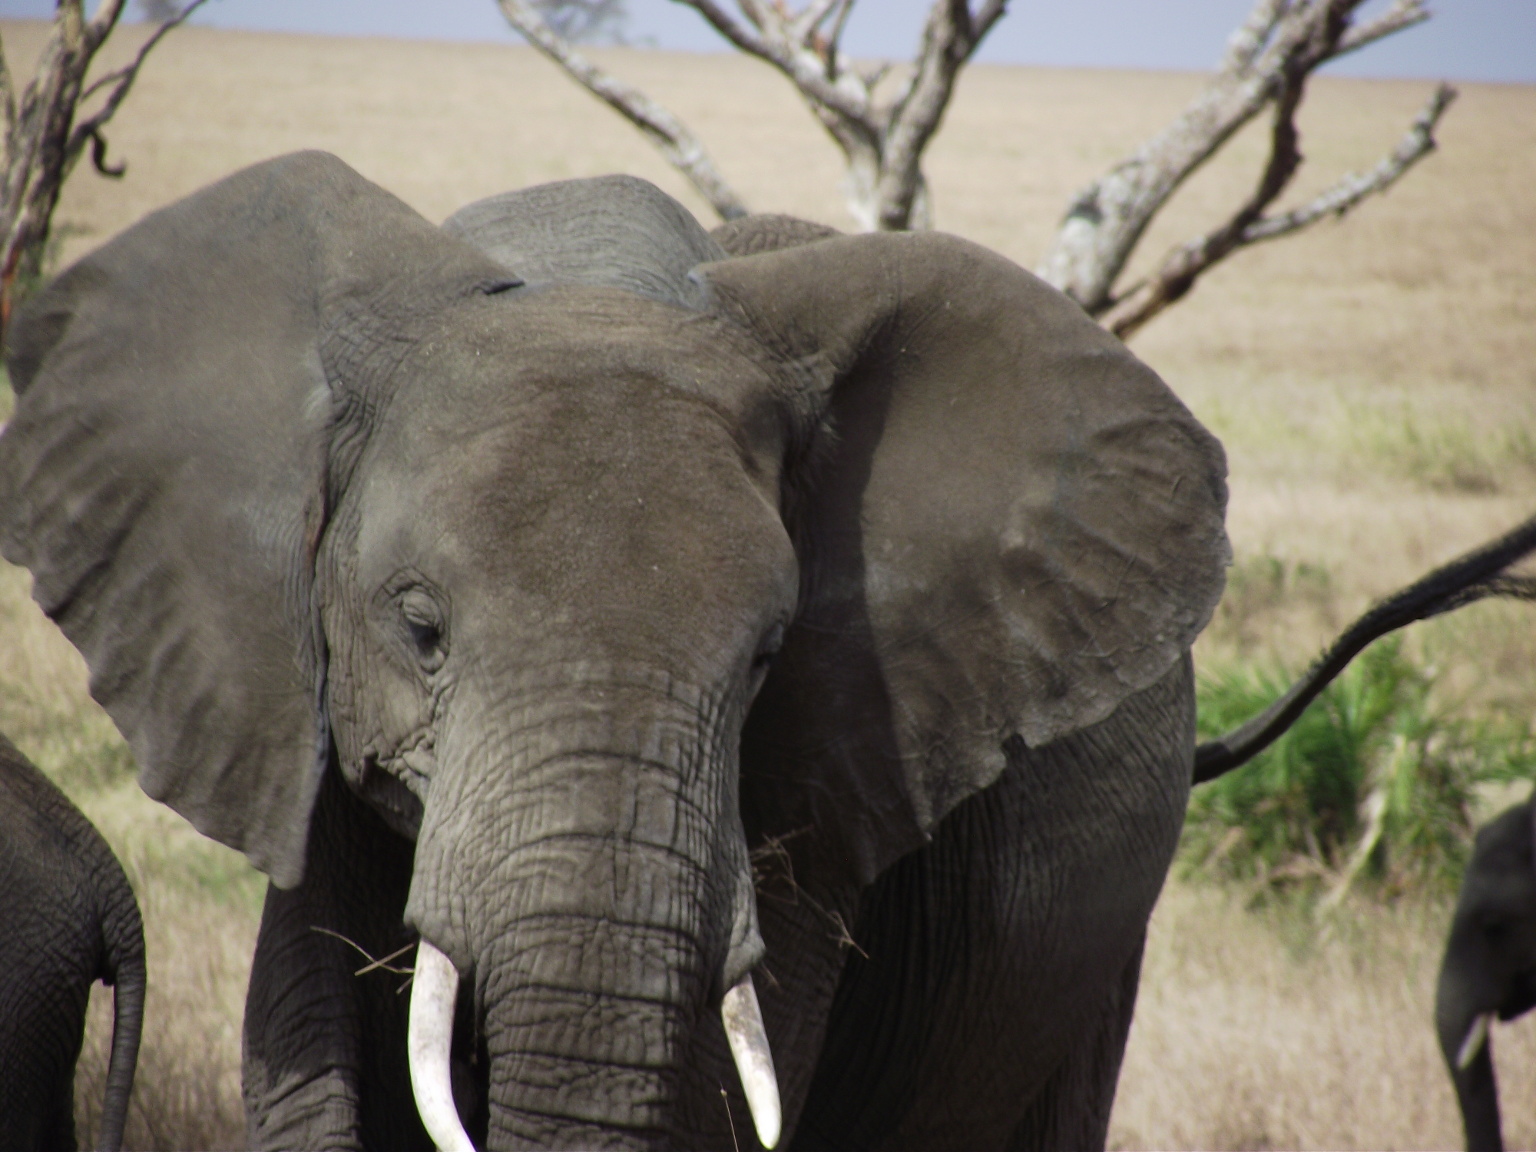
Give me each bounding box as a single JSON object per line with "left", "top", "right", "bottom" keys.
{"left": 1099, "top": 80, "right": 1453, "bottom": 340}
{"left": 1241, "top": 82, "right": 1454, "bottom": 243}
{"left": 85, "top": 0, "right": 130, "bottom": 48}
{"left": 1330, "top": 0, "right": 1429, "bottom": 60}
{"left": 1221, "top": 0, "right": 1286, "bottom": 74}
{"left": 682, "top": 0, "right": 874, "bottom": 124}
{"left": 787, "top": 0, "right": 847, "bottom": 47}
{"left": 69, "top": 0, "right": 209, "bottom": 177}
{"left": 499, "top": 0, "right": 1001, "bottom": 231}
{"left": 872, "top": 0, "right": 978, "bottom": 229}
{"left": 1036, "top": 0, "right": 1452, "bottom": 337}
{"left": 672, "top": 1, "right": 1005, "bottom": 230}
{"left": 1096, "top": 60, "right": 1309, "bottom": 340}
{"left": 509, "top": 0, "right": 1447, "bottom": 309}
{"left": 495, "top": 0, "right": 748, "bottom": 219}
{"left": 1195, "top": 511, "right": 1536, "bottom": 784}
{"left": 0, "top": 0, "right": 203, "bottom": 341}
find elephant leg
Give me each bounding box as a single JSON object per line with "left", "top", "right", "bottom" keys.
{"left": 1003, "top": 938, "right": 1145, "bottom": 1152}
{"left": 243, "top": 761, "right": 433, "bottom": 1152}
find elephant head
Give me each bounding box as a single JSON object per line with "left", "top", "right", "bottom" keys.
{"left": 1436, "top": 794, "right": 1536, "bottom": 1152}
{"left": 0, "top": 152, "right": 1228, "bottom": 1148}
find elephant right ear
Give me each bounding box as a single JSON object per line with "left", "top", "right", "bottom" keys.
{"left": 0, "top": 151, "right": 510, "bottom": 887}
{"left": 703, "top": 232, "right": 1229, "bottom": 886}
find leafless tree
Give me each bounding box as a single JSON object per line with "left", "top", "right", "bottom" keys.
{"left": 0, "top": 0, "right": 206, "bottom": 341}
{"left": 671, "top": 0, "right": 1006, "bottom": 231}
{"left": 498, "top": 0, "right": 1005, "bottom": 229}
{"left": 1036, "top": 0, "right": 1455, "bottom": 338}
{"left": 496, "top": 0, "right": 748, "bottom": 220}
{"left": 496, "top": 0, "right": 1453, "bottom": 339}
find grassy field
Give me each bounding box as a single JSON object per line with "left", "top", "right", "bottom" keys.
{"left": 1, "top": 17, "right": 1534, "bottom": 1149}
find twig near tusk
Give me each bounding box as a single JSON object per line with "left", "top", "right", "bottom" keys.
{"left": 721, "top": 972, "right": 782, "bottom": 1149}
{"left": 408, "top": 939, "right": 477, "bottom": 1152}
{"left": 1456, "top": 1011, "right": 1495, "bottom": 1071}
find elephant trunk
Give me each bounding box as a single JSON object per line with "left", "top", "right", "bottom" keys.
{"left": 405, "top": 688, "right": 769, "bottom": 1150}
{"left": 1436, "top": 956, "right": 1504, "bottom": 1152}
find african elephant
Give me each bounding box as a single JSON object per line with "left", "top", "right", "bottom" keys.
{"left": 0, "top": 733, "right": 146, "bottom": 1152}
{"left": 1435, "top": 794, "right": 1536, "bottom": 1152}
{"left": 0, "top": 152, "right": 1231, "bottom": 1150}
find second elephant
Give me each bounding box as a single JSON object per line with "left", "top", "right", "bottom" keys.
{"left": 1437, "top": 792, "right": 1536, "bottom": 1152}
{"left": 0, "top": 733, "right": 145, "bottom": 1152}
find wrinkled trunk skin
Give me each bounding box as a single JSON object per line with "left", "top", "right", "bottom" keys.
{"left": 1435, "top": 958, "right": 1504, "bottom": 1152}
{"left": 405, "top": 675, "right": 751, "bottom": 1150}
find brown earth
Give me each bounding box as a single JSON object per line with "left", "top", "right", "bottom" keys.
{"left": 1, "top": 17, "right": 1533, "bottom": 1149}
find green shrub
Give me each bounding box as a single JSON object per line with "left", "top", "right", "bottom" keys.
{"left": 1183, "top": 638, "right": 1536, "bottom": 901}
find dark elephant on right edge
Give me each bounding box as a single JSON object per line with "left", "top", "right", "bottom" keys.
{"left": 1435, "top": 793, "right": 1536, "bottom": 1152}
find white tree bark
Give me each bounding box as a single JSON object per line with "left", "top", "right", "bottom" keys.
{"left": 496, "top": 0, "right": 748, "bottom": 219}
{"left": 499, "top": 0, "right": 1003, "bottom": 230}
{"left": 678, "top": 0, "right": 1005, "bottom": 230}
{"left": 0, "top": 0, "right": 207, "bottom": 339}
{"left": 493, "top": 0, "right": 1452, "bottom": 336}
{"left": 1034, "top": 0, "right": 1448, "bottom": 338}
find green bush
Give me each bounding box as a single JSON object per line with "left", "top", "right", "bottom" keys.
{"left": 1183, "top": 637, "right": 1536, "bottom": 901}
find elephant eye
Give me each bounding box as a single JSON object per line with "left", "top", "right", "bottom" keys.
{"left": 399, "top": 590, "right": 448, "bottom": 673}
{"left": 753, "top": 622, "right": 786, "bottom": 671}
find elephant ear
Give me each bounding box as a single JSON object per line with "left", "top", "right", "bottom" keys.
{"left": 443, "top": 174, "right": 722, "bottom": 307}
{"left": 702, "top": 232, "right": 1230, "bottom": 885}
{"left": 0, "top": 151, "right": 510, "bottom": 887}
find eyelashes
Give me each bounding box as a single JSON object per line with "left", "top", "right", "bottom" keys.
{"left": 398, "top": 588, "right": 448, "bottom": 673}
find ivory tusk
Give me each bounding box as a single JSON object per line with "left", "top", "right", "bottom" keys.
{"left": 721, "top": 972, "right": 782, "bottom": 1150}
{"left": 1455, "top": 1011, "right": 1495, "bottom": 1071}
{"left": 408, "top": 939, "right": 477, "bottom": 1152}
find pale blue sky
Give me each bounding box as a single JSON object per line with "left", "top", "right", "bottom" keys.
{"left": 2, "top": 1, "right": 1532, "bottom": 83}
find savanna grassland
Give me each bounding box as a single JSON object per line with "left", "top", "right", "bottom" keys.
{"left": 1, "top": 18, "right": 1533, "bottom": 1149}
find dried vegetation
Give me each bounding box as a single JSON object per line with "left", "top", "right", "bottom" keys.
{"left": 0, "top": 17, "right": 1532, "bottom": 1149}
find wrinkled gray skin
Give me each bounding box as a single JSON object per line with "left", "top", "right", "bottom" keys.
{"left": 1436, "top": 794, "right": 1536, "bottom": 1152}
{"left": 0, "top": 734, "right": 145, "bottom": 1152}
{"left": 0, "top": 153, "right": 1231, "bottom": 1150}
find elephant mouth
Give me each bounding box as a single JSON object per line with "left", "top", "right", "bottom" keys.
{"left": 407, "top": 939, "right": 783, "bottom": 1149}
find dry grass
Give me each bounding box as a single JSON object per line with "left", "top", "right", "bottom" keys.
{"left": 1111, "top": 881, "right": 1536, "bottom": 1151}
{"left": 0, "top": 17, "right": 1533, "bottom": 1149}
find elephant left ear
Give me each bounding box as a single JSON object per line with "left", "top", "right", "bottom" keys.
{"left": 700, "top": 232, "right": 1230, "bottom": 884}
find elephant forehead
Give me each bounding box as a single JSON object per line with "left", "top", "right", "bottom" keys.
{"left": 378, "top": 288, "right": 784, "bottom": 515}
{"left": 354, "top": 317, "right": 796, "bottom": 652}
{"left": 393, "top": 283, "right": 785, "bottom": 427}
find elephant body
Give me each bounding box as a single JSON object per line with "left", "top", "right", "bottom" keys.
{"left": 0, "top": 734, "right": 145, "bottom": 1152}
{"left": 1436, "top": 793, "right": 1536, "bottom": 1152}
{"left": 0, "top": 154, "right": 1229, "bottom": 1149}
